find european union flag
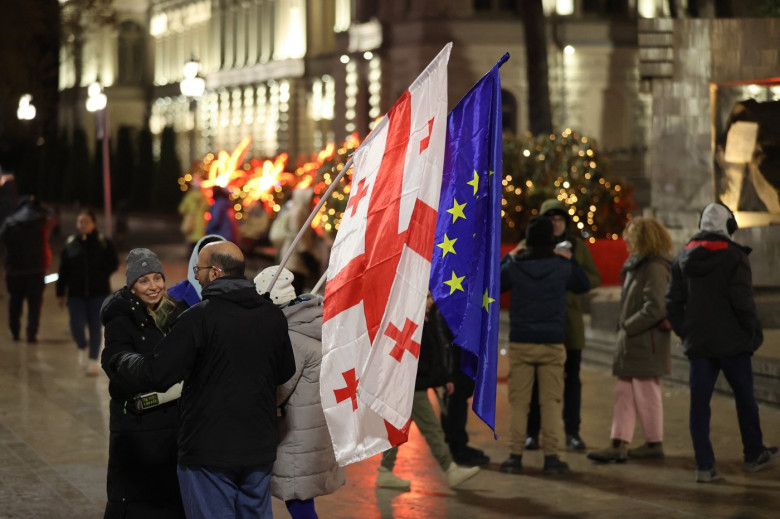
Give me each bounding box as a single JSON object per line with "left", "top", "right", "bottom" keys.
{"left": 429, "top": 54, "right": 508, "bottom": 434}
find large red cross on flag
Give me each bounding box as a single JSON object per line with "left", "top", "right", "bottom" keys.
{"left": 320, "top": 44, "right": 451, "bottom": 466}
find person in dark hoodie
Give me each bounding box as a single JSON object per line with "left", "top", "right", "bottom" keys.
{"left": 108, "top": 241, "right": 295, "bottom": 519}
{"left": 524, "top": 199, "right": 601, "bottom": 452}
{"left": 499, "top": 216, "right": 591, "bottom": 475}
{"left": 666, "top": 202, "right": 777, "bottom": 483}
{"left": 0, "top": 195, "right": 53, "bottom": 342}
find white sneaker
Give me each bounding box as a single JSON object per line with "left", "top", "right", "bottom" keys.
{"left": 445, "top": 462, "right": 480, "bottom": 488}
{"left": 78, "top": 349, "right": 86, "bottom": 366}
{"left": 86, "top": 360, "right": 99, "bottom": 377}
{"left": 376, "top": 466, "right": 411, "bottom": 490}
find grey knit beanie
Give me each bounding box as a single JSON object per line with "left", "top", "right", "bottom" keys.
{"left": 126, "top": 248, "right": 165, "bottom": 287}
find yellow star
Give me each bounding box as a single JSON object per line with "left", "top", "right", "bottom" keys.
{"left": 489, "top": 169, "right": 495, "bottom": 176}
{"left": 443, "top": 271, "right": 466, "bottom": 295}
{"left": 446, "top": 198, "right": 467, "bottom": 223}
{"left": 437, "top": 234, "right": 457, "bottom": 257}
{"left": 482, "top": 289, "right": 496, "bottom": 312}
{"left": 467, "top": 170, "right": 479, "bottom": 196}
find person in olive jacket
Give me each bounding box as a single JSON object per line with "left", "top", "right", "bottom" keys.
{"left": 57, "top": 209, "right": 119, "bottom": 375}
{"left": 108, "top": 241, "right": 295, "bottom": 519}
{"left": 666, "top": 202, "right": 777, "bottom": 483}
{"left": 588, "top": 217, "right": 673, "bottom": 463}
{"left": 523, "top": 199, "right": 601, "bottom": 452}
{"left": 100, "top": 248, "right": 186, "bottom": 518}
{"left": 374, "top": 292, "right": 481, "bottom": 491}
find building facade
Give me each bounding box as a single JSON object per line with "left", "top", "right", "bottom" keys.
{"left": 57, "top": 0, "right": 778, "bottom": 229}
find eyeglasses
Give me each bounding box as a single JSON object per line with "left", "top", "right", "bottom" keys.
{"left": 193, "top": 265, "right": 221, "bottom": 275}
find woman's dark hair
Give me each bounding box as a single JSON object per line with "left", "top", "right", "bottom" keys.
{"left": 78, "top": 208, "right": 97, "bottom": 222}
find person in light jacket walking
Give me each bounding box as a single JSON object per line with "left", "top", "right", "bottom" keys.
{"left": 588, "top": 216, "right": 673, "bottom": 463}
{"left": 254, "top": 266, "right": 344, "bottom": 519}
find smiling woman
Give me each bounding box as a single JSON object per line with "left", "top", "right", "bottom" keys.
{"left": 98, "top": 247, "right": 187, "bottom": 518}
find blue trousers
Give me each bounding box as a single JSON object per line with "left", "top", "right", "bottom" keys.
{"left": 177, "top": 464, "right": 273, "bottom": 519}
{"left": 67, "top": 296, "right": 105, "bottom": 360}
{"left": 689, "top": 354, "right": 764, "bottom": 470}
{"left": 285, "top": 498, "right": 317, "bottom": 519}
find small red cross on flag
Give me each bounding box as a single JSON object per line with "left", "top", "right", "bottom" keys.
{"left": 320, "top": 44, "right": 451, "bottom": 466}
{"left": 386, "top": 319, "right": 421, "bottom": 362}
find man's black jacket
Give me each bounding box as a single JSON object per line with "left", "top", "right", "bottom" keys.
{"left": 666, "top": 231, "right": 763, "bottom": 358}
{"left": 109, "top": 277, "right": 295, "bottom": 468}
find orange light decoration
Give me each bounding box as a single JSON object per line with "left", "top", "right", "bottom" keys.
{"left": 178, "top": 132, "right": 363, "bottom": 236}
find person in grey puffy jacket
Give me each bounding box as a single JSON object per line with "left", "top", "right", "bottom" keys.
{"left": 588, "top": 217, "right": 673, "bottom": 464}
{"left": 254, "top": 266, "right": 344, "bottom": 519}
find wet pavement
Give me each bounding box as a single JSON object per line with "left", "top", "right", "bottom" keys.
{"left": 0, "top": 212, "right": 778, "bottom": 518}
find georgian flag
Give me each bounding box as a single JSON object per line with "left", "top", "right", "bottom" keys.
{"left": 320, "top": 44, "right": 451, "bottom": 466}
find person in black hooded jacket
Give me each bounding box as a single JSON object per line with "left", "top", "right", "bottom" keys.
{"left": 666, "top": 202, "right": 777, "bottom": 483}
{"left": 498, "top": 216, "right": 591, "bottom": 476}
{"left": 0, "top": 195, "right": 53, "bottom": 342}
{"left": 100, "top": 248, "right": 186, "bottom": 518}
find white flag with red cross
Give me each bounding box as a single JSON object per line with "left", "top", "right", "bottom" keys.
{"left": 320, "top": 44, "right": 451, "bottom": 466}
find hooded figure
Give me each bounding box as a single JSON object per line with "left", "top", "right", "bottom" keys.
{"left": 499, "top": 215, "right": 591, "bottom": 475}
{"left": 168, "top": 234, "right": 227, "bottom": 307}
{"left": 254, "top": 266, "right": 345, "bottom": 518}
{"left": 666, "top": 202, "right": 760, "bottom": 358}
{"left": 666, "top": 202, "right": 776, "bottom": 483}
{"left": 522, "top": 200, "right": 601, "bottom": 452}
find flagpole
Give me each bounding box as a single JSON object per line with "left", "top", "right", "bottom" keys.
{"left": 266, "top": 157, "right": 354, "bottom": 294}
{"left": 310, "top": 271, "right": 327, "bottom": 294}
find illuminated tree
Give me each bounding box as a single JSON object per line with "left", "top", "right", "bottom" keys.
{"left": 501, "top": 130, "right": 637, "bottom": 244}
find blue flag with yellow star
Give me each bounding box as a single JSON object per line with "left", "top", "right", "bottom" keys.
{"left": 429, "top": 54, "right": 508, "bottom": 434}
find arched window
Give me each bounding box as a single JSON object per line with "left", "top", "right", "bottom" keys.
{"left": 117, "top": 21, "right": 145, "bottom": 85}
{"left": 502, "top": 89, "right": 517, "bottom": 134}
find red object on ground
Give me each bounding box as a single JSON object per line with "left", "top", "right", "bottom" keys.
{"left": 498, "top": 238, "right": 628, "bottom": 309}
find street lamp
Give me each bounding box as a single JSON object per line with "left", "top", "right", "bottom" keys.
{"left": 86, "top": 81, "right": 112, "bottom": 238}
{"left": 180, "top": 57, "right": 206, "bottom": 165}
{"left": 17, "top": 94, "right": 36, "bottom": 121}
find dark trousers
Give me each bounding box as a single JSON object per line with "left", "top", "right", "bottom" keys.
{"left": 67, "top": 296, "right": 105, "bottom": 360}
{"left": 285, "top": 498, "right": 317, "bottom": 519}
{"left": 177, "top": 464, "right": 273, "bottom": 519}
{"left": 6, "top": 273, "right": 45, "bottom": 340}
{"left": 527, "top": 349, "right": 582, "bottom": 438}
{"left": 442, "top": 365, "right": 475, "bottom": 450}
{"left": 689, "top": 354, "right": 764, "bottom": 469}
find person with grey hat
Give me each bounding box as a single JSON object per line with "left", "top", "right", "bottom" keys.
{"left": 666, "top": 202, "right": 778, "bottom": 483}
{"left": 99, "top": 248, "right": 187, "bottom": 518}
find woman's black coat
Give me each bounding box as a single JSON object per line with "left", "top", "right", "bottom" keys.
{"left": 100, "top": 287, "right": 186, "bottom": 519}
